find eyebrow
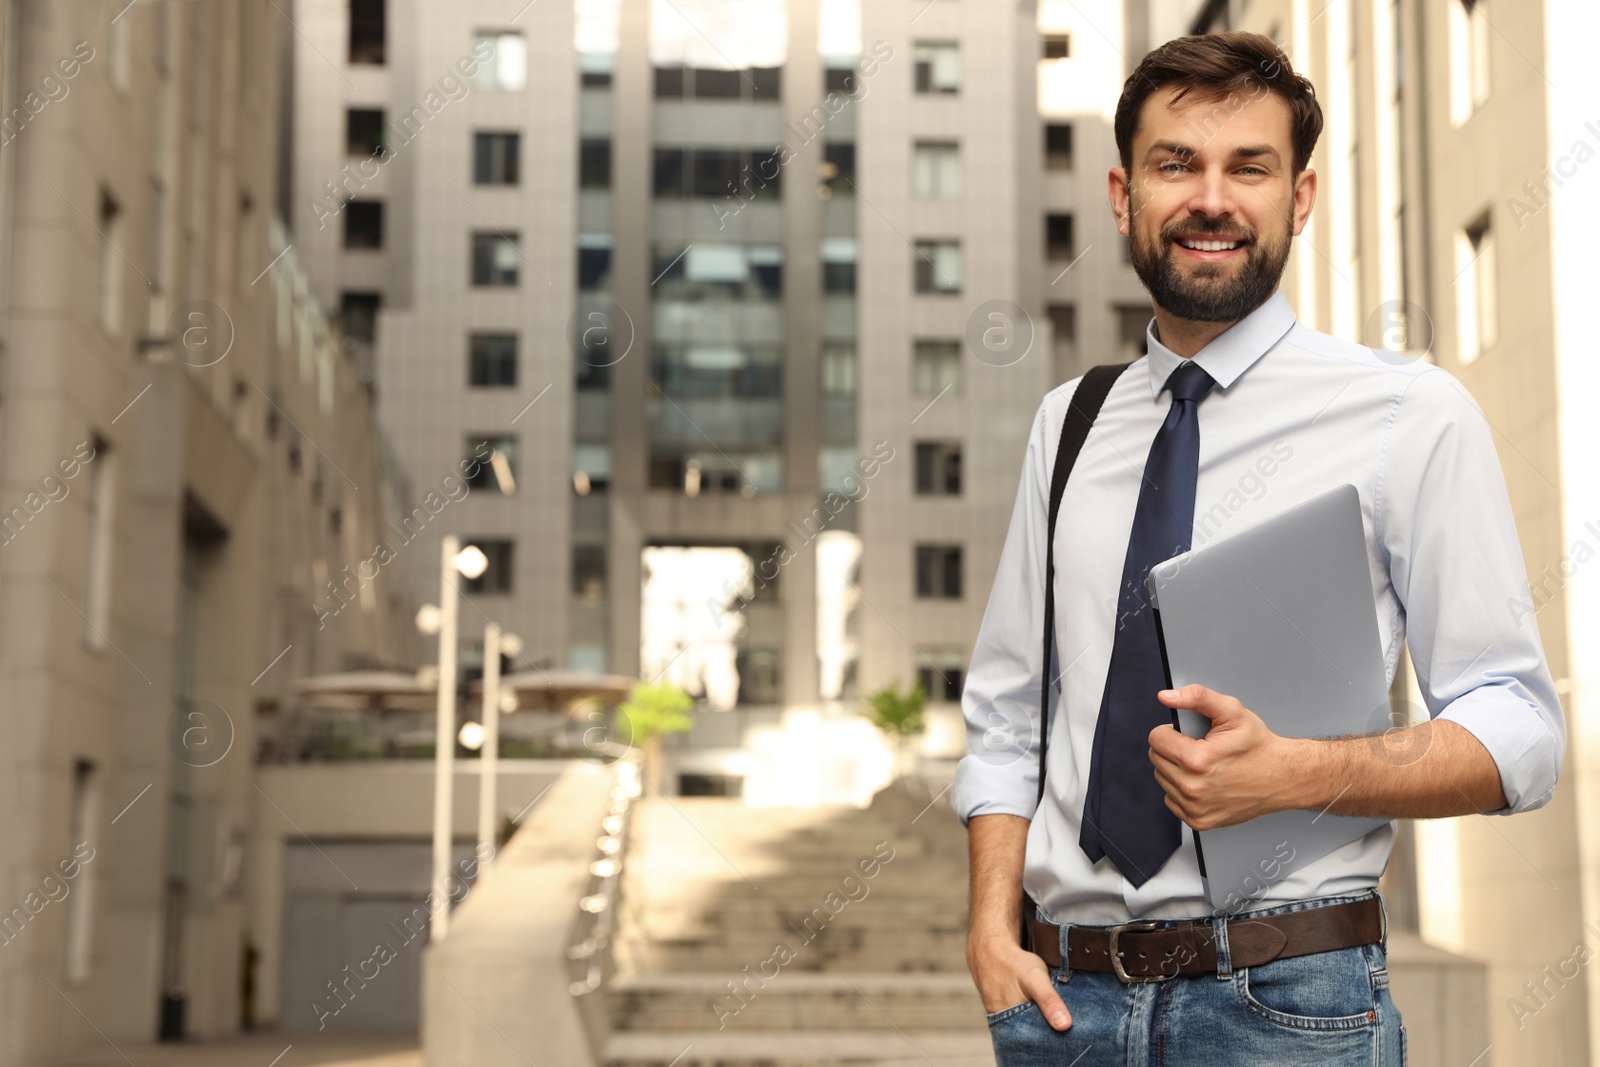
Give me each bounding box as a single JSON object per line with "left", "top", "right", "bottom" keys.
{"left": 1145, "top": 142, "right": 1284, "bottom": 166}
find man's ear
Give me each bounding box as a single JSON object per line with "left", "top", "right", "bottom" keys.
{"left": 1291, "top": 167, "right": 1317, "bottom": 236}
{"left": 1109, "top": 166, "right": 1132, "bottom": 237}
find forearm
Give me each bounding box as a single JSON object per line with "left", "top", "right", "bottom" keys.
{"left": 1284, "top": 719, "right": 1507, "bottom": 819}
{"left": 967, "top": 813, "right": 1030, "bottom": 944}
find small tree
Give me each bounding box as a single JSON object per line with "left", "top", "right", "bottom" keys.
{"left": 616, "top": 681, "right": 694, "bottom": 793}
{"left": 861, "top": 680, "right": 927, "bottom": 779}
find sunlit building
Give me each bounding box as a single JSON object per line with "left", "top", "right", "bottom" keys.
{"left": 0, "top": 0, "right": 413, "bottom": 1058}
{"left": 289, "top": 0, "right": 1175, "bottom": 805}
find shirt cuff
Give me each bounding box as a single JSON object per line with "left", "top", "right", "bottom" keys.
{"left": 950, "top": 755, "right": 1038, "bottom": 827}
{"left": 1435, "top": 684, "right": 1558, "bottom": 814}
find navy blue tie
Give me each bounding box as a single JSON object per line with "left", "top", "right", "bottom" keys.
{"left": 1079, "top": 359, "right": 1216, "bottom": 886}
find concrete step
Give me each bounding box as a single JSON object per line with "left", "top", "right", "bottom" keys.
{"left": 608, "top": 973, "right": 986, "bottom": 1033}
{"left": 623, "top": 951, "right": 968, "bottom": 976}
{"left": 602, "top": 1029, "right": 995, "bottom": 1067}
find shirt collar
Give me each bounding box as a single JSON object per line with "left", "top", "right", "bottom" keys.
{"left": 1141, "top": 288, "right": 1298, "bottom": 401}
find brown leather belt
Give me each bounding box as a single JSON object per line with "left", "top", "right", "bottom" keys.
{"left": 1028, "top": 896, "right": 1384, "bottom": 982}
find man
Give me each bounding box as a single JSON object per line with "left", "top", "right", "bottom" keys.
{"left": 953, "top": 31, "right": 1564, "bottom": 1065}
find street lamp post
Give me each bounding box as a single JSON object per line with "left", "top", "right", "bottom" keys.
{"left": 416, "top": 534, "right": 487, "bottom": 942}
{"left": 460, "top": 624, "right": 521, "bottom": 872}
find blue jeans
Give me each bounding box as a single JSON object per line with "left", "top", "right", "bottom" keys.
{"left": 986, "top": 891, "right": 1406, "bottom": 1066}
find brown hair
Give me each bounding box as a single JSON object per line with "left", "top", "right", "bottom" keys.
{"left": 1114, "top": 31, "right": 1324, "bottom": 177}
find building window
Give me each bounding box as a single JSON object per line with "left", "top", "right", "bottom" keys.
{"left": 914, "top": 240, "right": 962, "bottom": 294}
{"left": 748, "top": 67, "right": 781, "bottom": 100}
{"left": 573, "top": 444, "right": 611, "bottom": 493}
{"left": 463, "top": 539, "right": 514, "bottom": 594}
{"left": 822, "top": 237, "right": 857, "bottom": 294}
{"left": 915, "top": 544, "right": 963, "bottom": 599}
{"left": 746, "top": 149, "right": 783, "bottom": 200}
{"left": 913, "top": 42, "right": 960, "bottom": 94}
{"left": 824, "top": 62, "right": 858, "bottom": 94}
{"left": 348, "top": 0, "right": 385, "bottom": 64}
{"left": 653, "top": 66, "right": 781, "bottom": 100}
{"left": 1046, "top": 213, "right": 1075, "bottom": 260}
{"left": 917, "top": 652, "right": 965, "bottom": 703}
{"left": 1456, "top": 212, "right": 1497, "bottom": 365}
{"left": 63, "top": 758, "right": 98, "bottom": 984}
{"left": 572, "top": 544, "right": 606, "bottom": 601}
{"left": 580, "top": 139, "right": 612, "bottom": 189}
{"left": 694, "top": 149, "right": 742, "bottom": 198}
{"left": 471, "top": 232, "right": 520, "bottom": 286}
{"left": 821, "top": 342, "right": 856, "bottom": 395}
{"left": 465, "top": 435, "right": 518, "bottom": 495}
{"left": 473, "top": 31, "right": 528, "bottom": 91}
{"left": 822, "top": 142, "right": 855, "bottom": 195}
{"left": 652, "top": 148, "right": 781, "bottom": 199}
{"left": 912, "top": 141, "right": 961, "bottom": 198}
{"left": 912, "top": 340, "right": 962, "bottom": 395}
{"left": 735, "top": 647, "right": 783, "bottom": 705}
{"left": 695, "top": 67, "right": 742, "bottom": 98}
{"left": 469, "top": 333, "right": 518, "bottom": 387}
{"left": 1042, "top": 33, "right": 1071, "bottom": 59}
{"left": 578, "top": 235, "right": 613, "bottom": 291}
{"left": 749, "top": 245, "right": 783, "bottom": 297}
{"left": 1449, "top": 0, "right": 1490, "bottom": 125}
{"left": 473, "top": 132, "right": 520, "bottom": 185}
{"left": 1116, "top": 304, "right": 1151, "bottom": 363}
{"left": 1044, "top": 123, "right": 1074, "bottom": 170}
{"left": 1048, "top": 303, "right": 1077, "bottom": 382}
{"left": 343, "top": 200, "right": 383, "bottom": 249}
{"left": 915, "top": 442, "right": 962, "bottom": 496}
{"left": 653, "top": 148, "right": 687, "bottom": 197}
{"left": 340, "top": 291, "right": 380, "bottom": 346}
{"left": 346, "top": 108, "right": 385, "bottom": 156}
{"left": 83, "top": 438, "right": 115, "bottom": 649}
{"left": 654, "top": 66, "right": 686, "bottom": 97}
{"left": 580, "top": 51, "right": 614, "bottom": 88}
{"left": 96, "top": 189, "right": 122, "bottom": 333}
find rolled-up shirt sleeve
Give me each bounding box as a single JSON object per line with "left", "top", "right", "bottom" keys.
{"left": 1380, "top": 367, "right": 1565, "bottom": 814}
{"left": 950, "top": 391, "right": 1064, "bottom": 826}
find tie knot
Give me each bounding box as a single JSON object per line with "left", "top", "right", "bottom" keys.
{"left": 1165, "top": 361, "right": 1216, "bottom": 405}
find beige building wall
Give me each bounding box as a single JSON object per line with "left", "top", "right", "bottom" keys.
{"left": 0, "top": 1, "right": 412, "bottom": 1061}
{"left": 290, "top": 0, "right": 1135, "bottom": 806}
{"left": 1183, "top": 0, "right": 1592, "bottom": 1061}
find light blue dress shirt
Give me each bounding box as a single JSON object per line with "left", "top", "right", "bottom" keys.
{"left": 950, "top": 288, "right": 1565, "bottom": 924}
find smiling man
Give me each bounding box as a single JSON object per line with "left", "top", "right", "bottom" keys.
{"left": 952, "top": 32, "right": 1564, "bottom": 1066}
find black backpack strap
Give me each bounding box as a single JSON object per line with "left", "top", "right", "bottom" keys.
{"left": 1037, "top": 362, "right": 1132, "bottom": 809}
{"left": 1020, "top": 362, "right": 1131, "bottom": 949}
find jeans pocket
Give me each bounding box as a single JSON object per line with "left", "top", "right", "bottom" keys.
{"left": 985, "top": 999, "right": 1040, "bottom": 1027}
{"left": 1233, "top": 946, "right": 1379, "bottom": 1031}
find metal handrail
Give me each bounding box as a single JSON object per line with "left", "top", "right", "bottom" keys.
{"left": 567, "top": 762, "right": 639, "bottom": 996}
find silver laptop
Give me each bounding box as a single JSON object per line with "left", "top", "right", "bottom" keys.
{"left": 1146, "top": 483, "right": 1391, "bottom": 912}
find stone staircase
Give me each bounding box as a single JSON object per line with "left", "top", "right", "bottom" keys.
{"left": 603, "top": 780, "right": 996, "bottom": 1067}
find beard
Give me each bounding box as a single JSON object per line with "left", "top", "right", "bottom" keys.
{"left": 1129, "top": 210, "right": 1292, "bottom": 323}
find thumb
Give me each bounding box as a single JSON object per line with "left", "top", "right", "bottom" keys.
{"left": 1022, "top": 970, "right": 1072, "bottom": 1030}
{"left": 1159, "top": 684, "right": 1238, "bottom": 723}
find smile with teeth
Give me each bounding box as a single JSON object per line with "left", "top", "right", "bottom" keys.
{"left": 1175, "top": 236, "right": 1245, "bottom": 252}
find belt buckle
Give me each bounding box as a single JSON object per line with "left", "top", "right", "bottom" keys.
{"left": 1107, "top": 920, "right": 1169, "bottom": 983}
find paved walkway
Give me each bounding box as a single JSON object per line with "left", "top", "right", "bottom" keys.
{"left": 54, "top": 1031, "right": 420, "bottom": 1067}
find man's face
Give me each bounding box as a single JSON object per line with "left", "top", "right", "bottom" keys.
{"left": 1111, "top": 86, "right": 1315, "bottom": 323}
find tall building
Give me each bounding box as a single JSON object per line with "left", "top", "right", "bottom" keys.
{"left": 289, "top": 0, "right": 1159, "bottom": 802}
{"left": 0, "top": 0, "right": 411, "bottom": 1058}
{"left": 1179, "top": 1, "right": 1597, "bottom": 1063}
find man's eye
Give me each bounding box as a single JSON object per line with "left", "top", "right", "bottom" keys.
{"left": 1238, "top": 166, "right": 1267, "bottom": 176}
{"left": 1158, "top": 161, "right": 1188, "bottom": 174}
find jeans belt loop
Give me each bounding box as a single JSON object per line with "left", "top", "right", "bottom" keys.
{"left": 1059, "top": 922, "right": 1073, "bottom": 981}
{"left": 1212, "top": 913, "right": 1233, "bottom": 980}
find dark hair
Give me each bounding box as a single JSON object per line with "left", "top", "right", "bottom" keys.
{"left": 1114, "top": 32, "right": 1324, "bottom": 177}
